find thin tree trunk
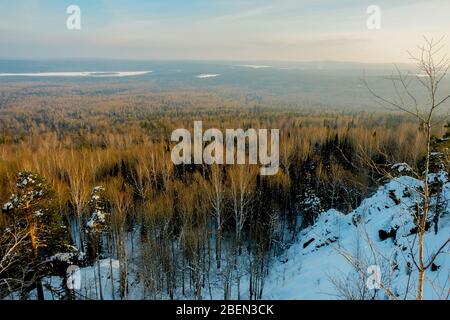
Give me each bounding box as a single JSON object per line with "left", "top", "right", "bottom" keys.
{"left": 216, "top": 225, "right": 222, "bottom": 269}
{"left": 417, "top": 125, "right": 431, "bottom": 300}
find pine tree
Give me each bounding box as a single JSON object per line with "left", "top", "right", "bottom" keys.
{"left": 2, "top": 171, "right": 72, "bottom": 299}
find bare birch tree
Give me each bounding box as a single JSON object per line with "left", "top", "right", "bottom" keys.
{"left": 364, "top": 36, "right": 450, "bottom": 299}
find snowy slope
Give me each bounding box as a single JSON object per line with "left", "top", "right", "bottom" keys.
{"left": 263, "top": 175, "right": 449, "bottom": 300}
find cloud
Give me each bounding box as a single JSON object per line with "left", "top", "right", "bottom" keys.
{"left": 0, "top": 0, "right": 449, "bottom": 62}
{"left": 204, "top": 4, "right": 277, "bottom": 22}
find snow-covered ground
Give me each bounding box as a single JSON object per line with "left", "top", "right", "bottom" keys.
{"left": 18, "top": 173, "right": 449, "bottom": 300}
{"left": 264, "top": 175, "right": 449, "bottom": 300}
{"left": 196, "top": 74, "right": 221, "bottom": 79}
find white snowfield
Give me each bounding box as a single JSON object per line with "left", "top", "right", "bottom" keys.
{"left": 236, "top": 65, "right": 272, "bottom": 69}
{"left": 196, "top": 74, "right": 221, "bottom": 79}
{"left": 22, "top": 173, "right": 450, "bottom": 300}
{"left": 0, "top": 71, "right": 152, "bottom": 77}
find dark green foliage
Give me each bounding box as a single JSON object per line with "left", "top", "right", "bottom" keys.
{"left": 0, "top": 171, "right": 74, "bottom": 298}
{"left": 4, "top": 171, "right": 71, "bottom": 259}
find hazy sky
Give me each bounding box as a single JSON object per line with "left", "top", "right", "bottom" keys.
{"left": 0, "top": 0, "right": 449, "bottom": 63}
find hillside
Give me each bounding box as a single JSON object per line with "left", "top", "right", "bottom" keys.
{"left": 264, "top": 173, "right": 449, "bottom": 299}
{"left": 17, "top": 171, "right": 449, "bottom": 300}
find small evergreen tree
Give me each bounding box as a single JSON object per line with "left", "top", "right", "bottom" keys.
{"left": 85, "top": 186, "right": 110, "bottom": 262}
{"left": 2, "top": 171, "right": 72, "bottom": 299}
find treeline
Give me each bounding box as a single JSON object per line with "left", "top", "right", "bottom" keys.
{"left": 0, "top": 91, "right": 435, "bottom": 299}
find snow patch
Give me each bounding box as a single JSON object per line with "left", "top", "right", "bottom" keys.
{"left": 196, "top": 74, "right": 220, "bottom": 79}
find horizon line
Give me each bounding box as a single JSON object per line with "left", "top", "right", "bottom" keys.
{"left": 0, "top": 57, "right": 414, "bottom": 66}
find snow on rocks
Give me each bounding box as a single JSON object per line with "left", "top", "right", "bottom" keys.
{"left": 263, "top": 174, "right": 449, "bottom": 300}
{"left": 391, "top": 163, "right": 413, "bottom": 174}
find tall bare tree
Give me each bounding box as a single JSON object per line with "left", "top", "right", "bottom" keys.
{"left": 107, "top": 178, "right": 133, "bottom": 300}
{"left": 229, "top": 165, "right": 256, "bottom": 299}
{"left": 66, "top": 150, "right": 91, "bottom": 251}
{"left": 364, "top": 36, "right": 450, "bottom": 299}
{"left": 205, "top": 165, "right": 227, "bottom": 269}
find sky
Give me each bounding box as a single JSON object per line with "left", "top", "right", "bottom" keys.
{"left": 0, "top": 0, "right": 449, "bottom": 63}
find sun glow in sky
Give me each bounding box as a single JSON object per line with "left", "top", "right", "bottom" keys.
{"left": 0, "top": 0, "right": 449, "bottom": 62}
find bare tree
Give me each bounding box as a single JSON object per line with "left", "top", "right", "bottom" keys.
{"left": 0, "top": 226, "right": 33, "bottom": 298}
{"left": 229, "top": 165, "right": 256, "bottom": 299}
{"left": 129, "top": 152, "right": 152, "bottom": 202}
{"left": 205, "top": 165, "right": 227, "bottom": 269}
{"left": 66, "top": 150, "right": 91, "bottom": 251}
{"left": 364, "top": 36, "right": 450, "bottom": 299}
{"left": 107, "top": 178, "right": 133, "bottom": 300}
